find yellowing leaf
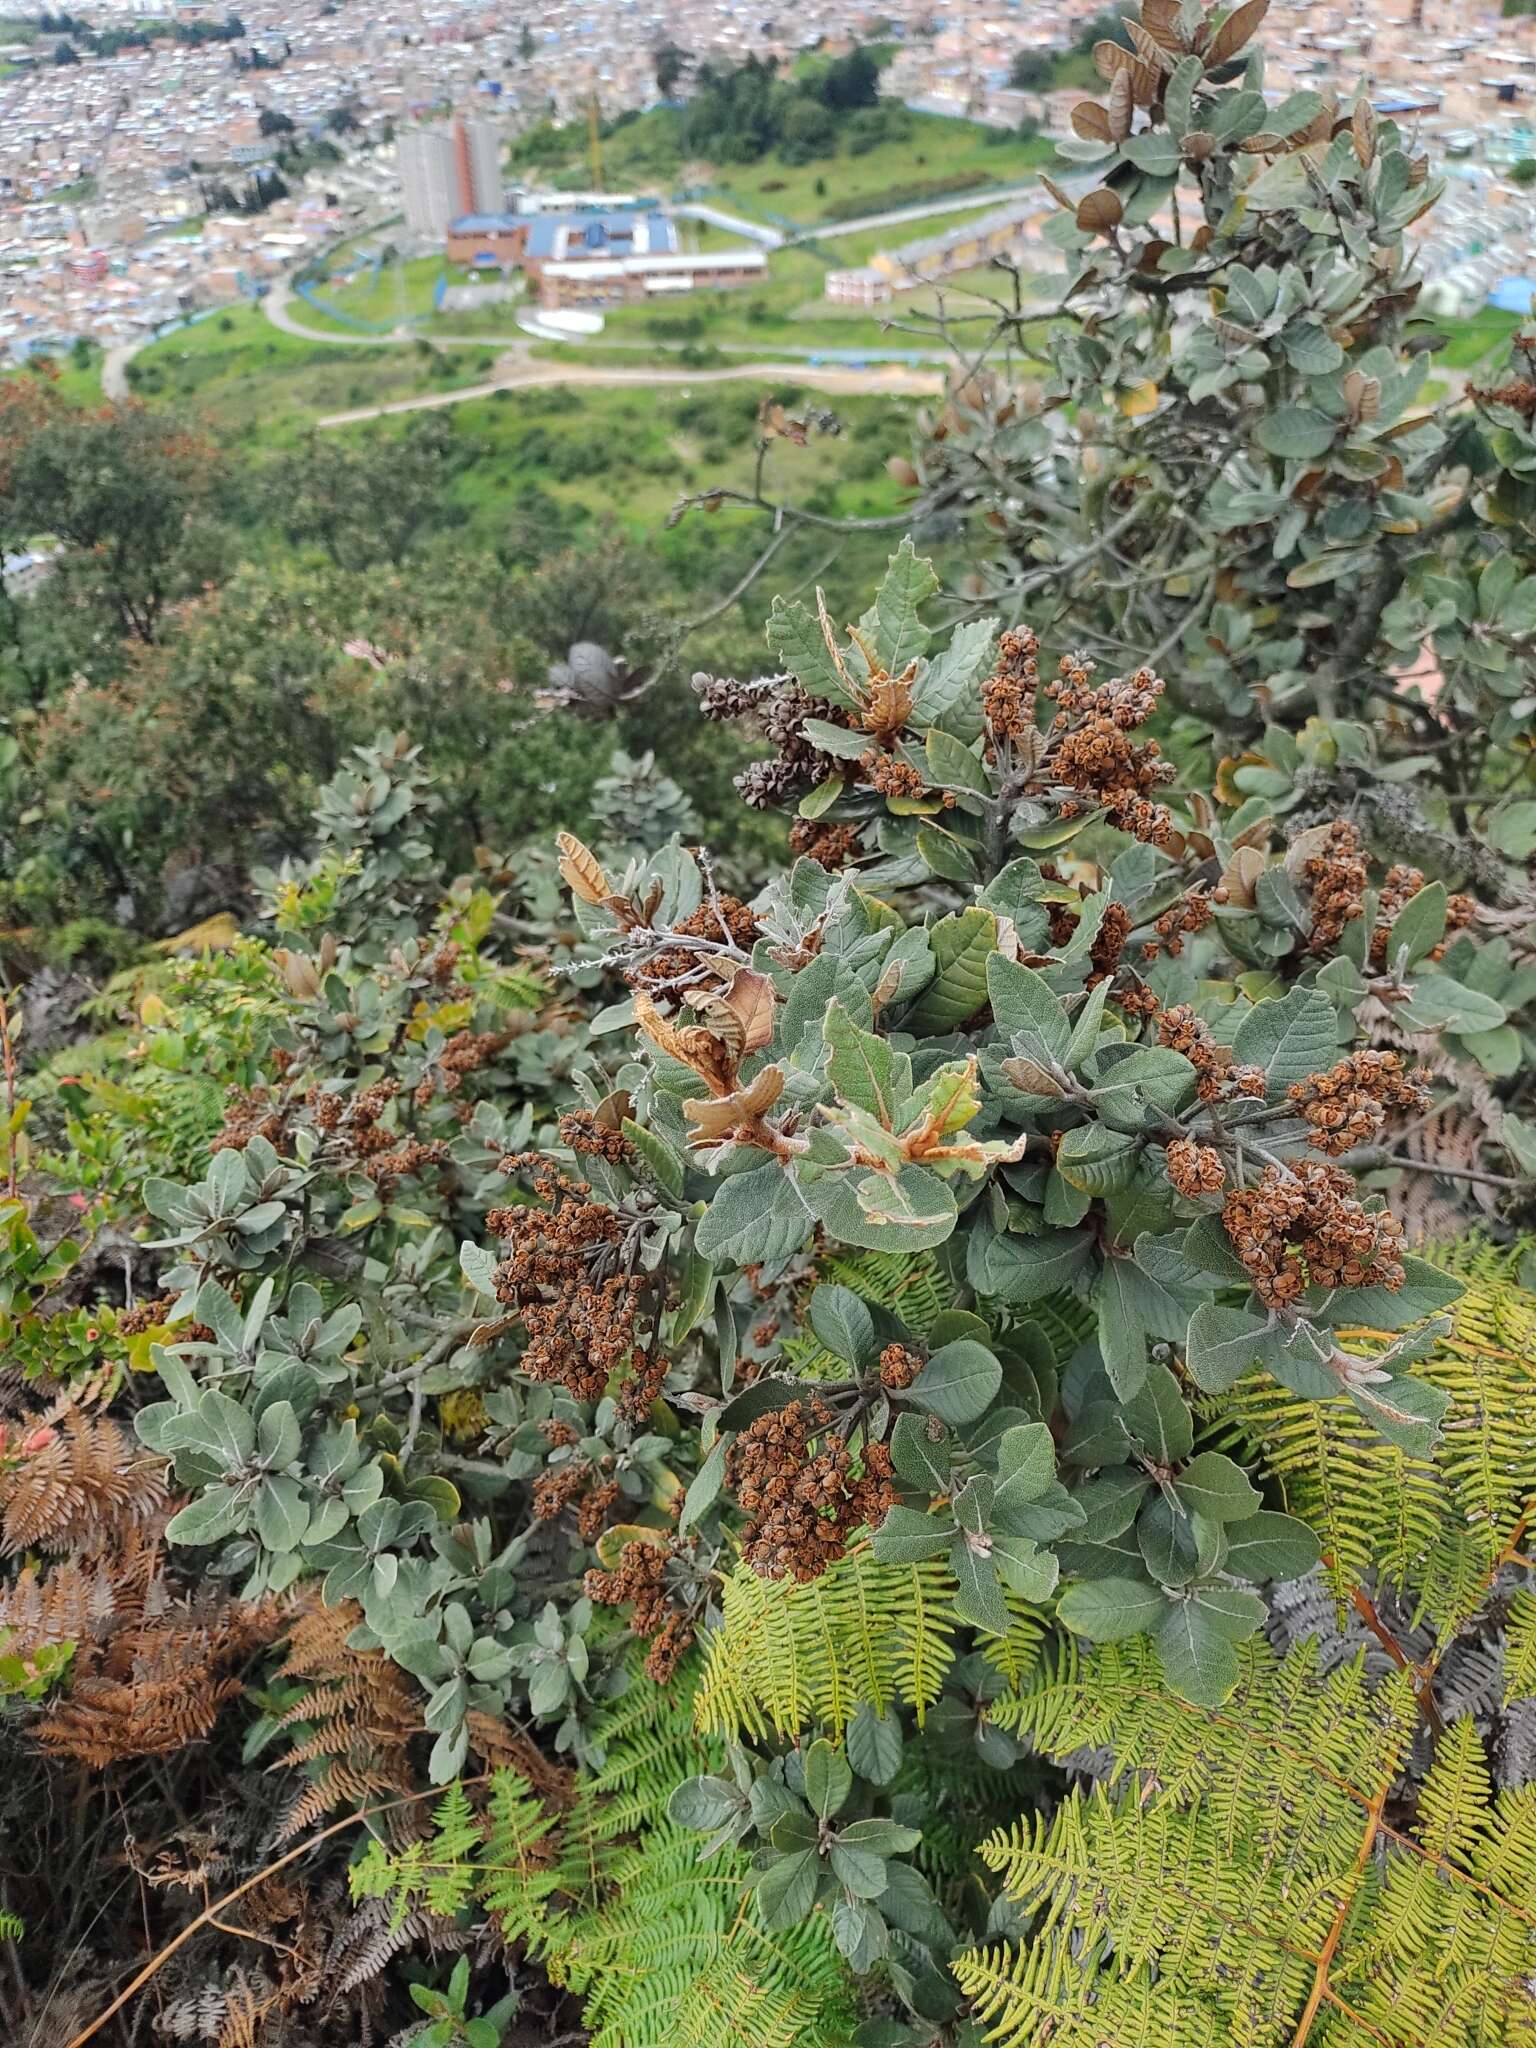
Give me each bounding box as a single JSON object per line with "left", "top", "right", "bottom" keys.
{"left": 151, "top": 913, "right": 239, "bottom": 955}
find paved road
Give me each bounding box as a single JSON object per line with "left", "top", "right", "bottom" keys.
{"left": 265, "top": 277, "right": 518, "bottom": 349}
{"left": 101, "top": 339, "right": 138, "bottom": 400}
{"left": 313, "top": 353, "right": 944, "bottom": 428}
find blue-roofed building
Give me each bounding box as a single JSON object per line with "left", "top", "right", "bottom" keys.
{"left": 446, "top": 204, "right": 677, "bottom": 271}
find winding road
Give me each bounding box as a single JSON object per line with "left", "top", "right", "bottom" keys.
{"left": 259, "top": 278, "right": 945, "bottom": 425}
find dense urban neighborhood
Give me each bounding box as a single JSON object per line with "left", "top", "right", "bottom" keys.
{"left": 6, "top": 0, "right": 1536, "bottom": 366}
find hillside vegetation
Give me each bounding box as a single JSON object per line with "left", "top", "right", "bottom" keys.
{"left": 1, "top": 11, "right": 1536, "bottom": 2048}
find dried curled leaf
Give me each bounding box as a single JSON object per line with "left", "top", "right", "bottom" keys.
{"left": 718, "top": 967, "right": 777, "bottom": 1055}
{"left": 1106, "top": 70, "right": 1134, "bottom": 141}
{"left": 555, "top": 831, "right": 610, "bottom": 906}
{"left": 1220, "top": 844, "right": 1267, "bottom": 910}
{"left": 1077, "top": 187, "right": 1125, "bottom": 234}
{"left": 683, "top": 1065, "right": 786, "bottom": 1141}
{"left": 1071, "top": 99, "right": 1114, "bottom": 143}
{"left": 1127, "top": 21, "right": 1173, "bottom": 73}
{"left": 1139, "top": 0, "right": 1189, "bottom": 54}
{"left": 1351, "top": 94, "right": 1377, "bottom": 169}
{"left": 634, "top": 993, "right": 738, "bottom": 1095}
{"left": 866, "top": 663, "right": 918, "bottom": 740}
{"left": 1208, "top": 0, "right": 1269, "bottom": 67}
{"left": 1344, "top": 370, "right": 1383, "bottom": 424}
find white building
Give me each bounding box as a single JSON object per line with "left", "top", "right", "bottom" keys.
{"left": 399, "top": 116, "right": 502, "bottom": 238}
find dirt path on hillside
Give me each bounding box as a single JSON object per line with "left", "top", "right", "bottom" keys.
{"left": 311, "top": 351, "right": 944, "bottom": 426}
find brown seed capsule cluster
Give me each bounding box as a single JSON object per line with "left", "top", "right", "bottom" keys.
{"left": 1045, "top": 657, "right": 1174, "bottom": 844}
{"left": 1288, "top": 1051, "right": 1430, "bottom": 1156}
{"left": 1157, "top": 1005, "right": 1268, "bottom": 1103}
{"left": 532, "top": 1463, "right": 590, "bottom": 1521}
{"left": 1301, "top": 821, "right": 1368, "bottom": 953}
{"left": 1222, "top": 1161, "right": 1407, "bottom": 1308}
{"left": 982, "top": 627, "right": 1042, "bottom": 747}
{"left": 1086, "top": 901, "right": 1133, "bottom": 989}
{"left": 861, "top": 749, "right": 927, "bottom": 800}
{"left": 577, "top": 1477, "right": 621, "bottom": 1543}
{"left": 1368, "top": 866, "right": 1476, "bottom": 972}
{"left": 116, "top": 1293, "right": 177, "bottom": 1336}
{"left": 728, "top": 1397, "right": 899, "bottom": 1583}
{"left": 1165, "top": 1137, "right": 1226, "bottom": 1196}
{"left": 558, "top": 1110, "right": 634, "bottom": 1166}
{"left": 426, "top": 940, "right": 463, "bottom": 985}
{"left": 418, "top": 1028, "right": 512, "bottom": 1103}
{"left": 583, "top": 1537, "right": 697, "bottom": 1684}
{"left": 364, "top": 1137, "right": 451, "bottom": 1193}
{"left": 629, "top": 896, "right": 761, "bottom": 994}
{"left": 788, "top": 819, "right": 863, "bottom": 870}
{"left": 307, "top": 1077, "right": 404, "bottom": 1162}
{"left": 693, "top": 670, "right": 856, "bottom": 811}
{"left": 1143, "top": 885, "right": 1218, "bottom": 963}
{"left": 1470, "top": 378, "right": 1536, "bottom": 421}
{"left": 618, "top": 1340, "right": 671, "bottom": 1423}
{"left": 532, "top": 1452, "right": 621, "bottom": 1539}
{"left": 211, "top": 1084, "right": 290, "bottom": 1154}
{"left": 488, "top": 1158, "right": 647, "bottom": 1403}
{"left": 879, "top": 1343, "right": 923, "bottom": 1391}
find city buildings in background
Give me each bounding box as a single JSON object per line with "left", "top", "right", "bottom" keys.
{"left": 7, "top": 0, "right": 1536, "bottom": 364}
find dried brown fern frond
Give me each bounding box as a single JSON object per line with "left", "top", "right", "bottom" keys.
{"left": 35, "top": 1592, "right": 283, "bottom": 1767}
{"left": 0, "top": 1554, "right": 117, "bottom": 1655}
{"left": 212, "top": 1974, "right": 263, "bottom": 2048}
{"left": 268, "top": 1600, "right": 420, "bottom": 1841}
{"left": 0, "top": 1410, "right": 166, "bottom": 1556}
{"left": 465, "top": 1709, "right": 577, "bottom": 1810}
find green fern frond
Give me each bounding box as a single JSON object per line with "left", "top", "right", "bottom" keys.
{"left": 473, "top": 966, "right": 547, "bottom": 1012}
{"left": 694, "top": 1538, "right": 957, "bottom": 1740}
{"left": 1505, "top": 1590, "right": 1536, "bottom": 1708}
{"left": 557, "top": 1825, "right": 855, "bottom": 2048}
{"left": 355, "top": 1747, "right": 855, "bottom": 2046}
{"left": 1203, "top": 1239, "right": 1536, "bottom": 1630}
{"left": 475, "top": 1772, "right": 569, "bottom": 1953}
{"left": 573, "top": 1653, "right": 724, "bottom": 1851}
{"left": 1016, "top": 1290, "right": 1094, "bottom": 1365}
{"left": 958, "top": 1932, "right": 1224, "bottom": 2048}
{"left": 979, "top": 1598, "right": 1050, "bottom": 1694}
{"left": 962, "top": 1637, "right": 1536, "bottom": 2048}
{"left": 0, "top": 1911, "right": 21, "bottom": 1942}
{"left": 350, "top": 1773, "right": 563, "bottom": 1949}
{"left": 819, "top": 1247, "right": 957, "bottom": 1336}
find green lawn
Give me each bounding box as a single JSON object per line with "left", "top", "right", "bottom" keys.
{"left": 302, "top": 252, "right": 444, "bottom": 330}
{"left": 337, "top": 376, "right": 921, "bottom": 542}
{"left": 124, "top": 301, "right": 503, "bottom": 440}
{"left": 298, "top": 251, "right": 529, "bottom": 342}
{"left": 548, "top": 230, "right": 1057, "bottom": 358}
{"left": 535, "top": 107, "right": 1057, "bottom": 232}
{"left": 709, "top": 122, "right": 1055, "bottom": 230}
{"left": 3, "top": 346, "right": 106, "bottom": 406}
